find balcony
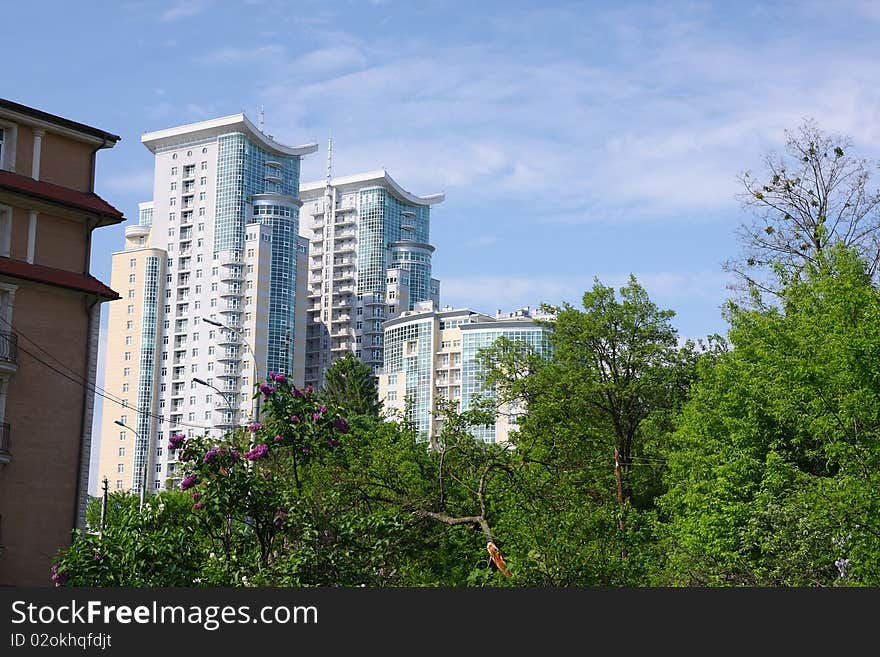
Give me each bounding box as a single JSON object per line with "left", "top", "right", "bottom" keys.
{"left": 0, "top": 332, "right": 18, "bottom": 375}
{"left": 0, "top": 423, "right": 10, "bottom": 465}
{"left": 219, "top": 283, "right": 242, "bottom": 297}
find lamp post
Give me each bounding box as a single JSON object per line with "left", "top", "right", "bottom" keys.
{"left": 114, "top": 419, "right": 148, "bottom": 510}
{"left": 202, "top": 317, "right": 261, "bottom": 421}
{"left": 193, "top": 377, "right": 236, "bottom": 432}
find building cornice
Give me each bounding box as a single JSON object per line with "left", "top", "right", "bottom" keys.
{"left": 300, "top": 169, "right": 445, "bottom": 206}
{"left": 142, "top": 113, "right": 318, "bottom": 158}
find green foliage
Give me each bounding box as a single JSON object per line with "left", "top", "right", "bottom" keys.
{"left": 54, "top": 248, "right": 880, "bottom": 587}
{"left": 321, "top": 352, "right": 382, "bottom": 417}
{"left": 660, "top": 245, "right": 880, "bottom": 586}
{"left": 53, "top": 491, "right": 209, "bottom": 587}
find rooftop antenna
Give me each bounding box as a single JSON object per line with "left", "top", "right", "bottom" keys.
{"left": 326, "top": 131, "right": 333, "bottom": 186}
{"left": 258, "top": 105, "right": 265, "bottom": 133}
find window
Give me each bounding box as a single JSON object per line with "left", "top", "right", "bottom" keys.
{"left": 123, "top": 367, "right": 130, "bottom": 377}
{"left": 116, "top": 480, "right": 123, "bottom": 490}
{"left": 127, "top": 305, "right": 134, "bottom": 315}
{"left": 118, "top": 447, "right": 125, "bottom": 457}
{"left": 171, "top": 166, "right": 178, "bottom": 175}
{"left": 122, "top": 383, "right": 129, "bottom": 393}
{"left": 201, "top": 161, "right": 207, "bottom": 170}
{"left": 170, "top": 181, "right": 177, "bottom": 191}
{"left": 130, "top": 258, "right": 136, "bottom": 268}
{"left": 126, "top": 320, "right": 133, "bottom": 330}
{"left": 119, "top": 431, "right": 126, "bottom": 441}
{"left": 124, "top": 351, "right": 131, "bottom": 361}
{"left": 128, "top": 289, "right": 135, "bottom": 299}
{"left": 117, "top": 464, "right": 125, "bottom": 473}
{"left": 169, "top": 197, "right": 176, "bottom": 206}
{"left": 200, "top": 176, "right": 207, "bottom": 185}
{"left": 387, "top": 390, "right": 397, "bottom": 401}
{"left": 129, "top": 274, "right": 136, "bottom": 284}
{"left": 125, "top": 336, "right": 132, "bottom": 345}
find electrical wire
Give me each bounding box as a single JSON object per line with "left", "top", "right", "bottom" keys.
{"left": 2, "top": 315, "right": 211, "bottom": 431}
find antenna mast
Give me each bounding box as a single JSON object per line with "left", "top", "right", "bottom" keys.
{"left": 258, "top": 105, "right": 265, "bottom": 132}
{"left": 326, "top": 132, "right": 333, "bottom": 186}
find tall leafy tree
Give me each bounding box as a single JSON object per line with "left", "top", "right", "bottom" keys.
{"left": 660, "top": 245, "right": 880, "bottom": 586}
{"left": 321, "top": 352, "right": 382, "bottom": 417}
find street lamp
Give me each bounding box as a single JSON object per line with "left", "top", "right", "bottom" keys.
{"left": 193, "top": 377, "right": 236, "bottom": 431}
{"left": 202, "top": 317, "right": 261, "bottom": 421}
{"left": 114, "top": 419, "right": 149, "bottom": 510}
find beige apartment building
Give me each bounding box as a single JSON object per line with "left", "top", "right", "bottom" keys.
{"left": 96, "top": 114, "right": 316, "bottom": 495}
{"left": 379, "top": 303, "right": 553, "bottom": 444}
{"left": 0, "top": 98, "right": 121, "bottom": 586}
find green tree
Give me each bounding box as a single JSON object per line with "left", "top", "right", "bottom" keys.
{"left": 321, "top": 352, "right": 382, "bottom": 417}
{"left": 476, "top": 277, "right": 705, "bottom": 584}
{"left": 660, "top": 245, "right": 880, "bottom": 586}
{"left": 52, "top": 491, "right": 209, "bottom": 587}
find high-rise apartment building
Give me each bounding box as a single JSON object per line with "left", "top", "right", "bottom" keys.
{"left": 379, "top": 303, "right": 553, "bottom": 443}
{"left": 96, "top": 114, "right": 316, "bottom": 495}
{"left": 298, "top": 170, "right": 443, "bottom": 388}
{"left": 0, "top": 98, "right": 121, "bottom": 585}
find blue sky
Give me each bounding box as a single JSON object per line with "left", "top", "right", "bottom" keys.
{"left": 6, "top": 0, "right": 880, "bottom": 338}
{"left": 4, "top": 1, "right": 880, "bottom": 492}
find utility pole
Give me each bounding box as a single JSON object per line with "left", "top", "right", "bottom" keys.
{"left": 615, "top": 448, "right": 627, "bottom": 558}
{"left": 99, "top": 476, "right": 109, "bottom": 539}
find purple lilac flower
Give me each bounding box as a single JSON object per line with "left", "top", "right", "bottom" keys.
{"left": 203, "top": 448, "right": 219, "bottom": 464}
{"left": 249, "top": 422, "right": 264, "bottom": 433}
{"left": 168, "top": 433, "right": 185, "bottom": 450}
{"left": 319, "top": 405, "right": 327, "bottom": 413}
{"left": 246, "top": 444, "right": 269, "bottom": 461}
{"left": 50, "top": 565, "right": 67, "bottom": 588}
{"left": 302, "top": 447, "right": 310, "bottom": 455}
{"left": 329, "top": 438, "right": 340, "bottom": 448}
{"left": 180, "top": 474, "right": 197, "bottom": 491}
{"left": 292, "top": 387, "right": 302, "bottom": 397}
{"left": 305, "top": 385, "right": 313, "bottom": 396}
{"left": 289, "top": 415, "right": 299, "bottom": 423}
{"left": 259, "top": 383, "right": 276, "bottom": 396}
{"left": 267, "top": 489, "right": 274, "bottom": 496}
{"left": 274, "top": 434, "right": 283, "bottom": 443}
{"left": 191, "top": 492, "right": 201, "bottom": 501}
{"left": 271, "top": 373, "right": 288, "bottom": 384}
{"left": 193, "top": 502, "right": 205, "bottom": 510}
{"left": 230, "top": 449, "right": 239, "bottom": 463}
{"left": 334, "top": 417, "right": 350, "bottom": 434}
{"left": 312, "top": 413, "right": 321, "bottom": 422}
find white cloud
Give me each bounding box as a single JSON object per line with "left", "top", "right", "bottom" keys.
{"left": 295, "top": 46, "right": 367, "bottom": 74}
{"left": 440, "top": 271, "right": 732, "bottom": 317}
{"left": 161, "top": 0, "right": 211, "bottom": 21}
{"left": 197, "top": 44, "right": 286, "bottom": 64}
{"left": 98, "top": 171, "right": 154, "bottom": 196}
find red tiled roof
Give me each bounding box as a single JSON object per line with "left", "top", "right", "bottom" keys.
{"left": 0, "top": 257, "right": 119, "bottom": 300}
{"left": 0, "top": 170, "right": 124, "bottom": 222}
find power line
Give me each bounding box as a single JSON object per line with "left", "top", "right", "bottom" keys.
{"left": 4, "top": 317, "right": 211, "bottom": 431}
